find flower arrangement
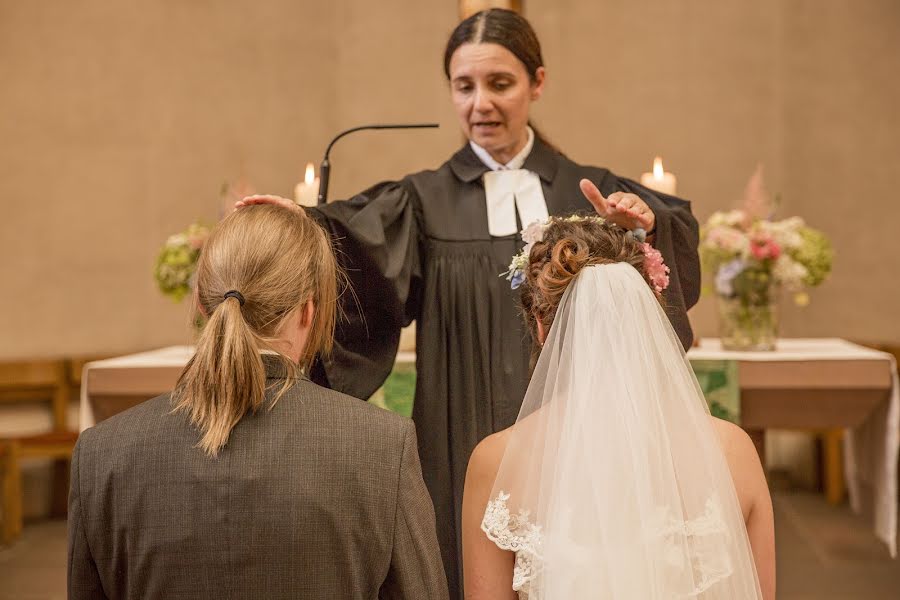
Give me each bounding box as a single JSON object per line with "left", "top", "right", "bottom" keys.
{"left": 503, "top": 214, "right": 670, "bottom": 293}
{"left": 702, "top": 212, "right": 832, "bottom": 304}
{"left": 700, "top": 166, "right": 833, "bottom": 349}
{"left": 153, "top": 223, "right": 210, "bottom": 302}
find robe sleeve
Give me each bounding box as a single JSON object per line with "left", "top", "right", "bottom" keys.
{"left": 602, "top": 176, "right": 701, "bottom": 348}
{"left": 306, "top": 179, "right": 423, "bottom": 400}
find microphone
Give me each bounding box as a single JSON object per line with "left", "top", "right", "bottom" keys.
{"left": 317, "top": 123, "right": 439, "bottom": 204}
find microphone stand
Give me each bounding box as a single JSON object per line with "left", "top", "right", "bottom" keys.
{"left": 317, "top": 123, "right": 439, "bottom": 204}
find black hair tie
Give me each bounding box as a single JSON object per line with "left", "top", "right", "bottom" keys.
{"left": 223, "top": 290, "right": 246, "bottom": 306}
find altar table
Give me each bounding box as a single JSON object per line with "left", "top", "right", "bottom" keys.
{"left": 689, "top": 338, "right": 897, "bottom": 555}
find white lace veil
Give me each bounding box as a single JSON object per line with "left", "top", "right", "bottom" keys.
{"left": 482, "top": 263, "right": 762, "bottom": 599}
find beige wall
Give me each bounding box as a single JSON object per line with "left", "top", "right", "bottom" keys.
{"left": 2, "top": 0, "right": 899, "bottom": 362}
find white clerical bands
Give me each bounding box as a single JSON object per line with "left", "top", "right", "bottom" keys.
{"left": 484, "top": 169, "right": 550, "bottom": 237}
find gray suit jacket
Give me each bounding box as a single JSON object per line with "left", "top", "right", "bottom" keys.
{"left": 68, "top": 360, "right": 448, "bottom": 599}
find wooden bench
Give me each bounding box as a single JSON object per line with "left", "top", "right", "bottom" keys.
{"left": 0, "top": 359, "right": 78, "bottom": 545}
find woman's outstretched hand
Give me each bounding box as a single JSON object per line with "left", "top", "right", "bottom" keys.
{"left": 234, "top": 194, "right": 303, "bottom": 213}
{"left": 579, "top": 178, "right": 655, "bottom": 233}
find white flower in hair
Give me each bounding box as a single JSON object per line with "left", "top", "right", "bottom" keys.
{"left": 502, "top": 215, "right": 605, "bottom": 289}
{"left": 521, "top": 220, "right": 546, "bottom": 245}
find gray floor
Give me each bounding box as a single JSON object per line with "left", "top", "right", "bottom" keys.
{"left": 774, "top": 493, "right": 900, "bottom": 599}
{"left": 0, "top": 519, "right": 67, "bottom": 600}
{"left": 1, "top": 492, "right": 898, "bottom": 599}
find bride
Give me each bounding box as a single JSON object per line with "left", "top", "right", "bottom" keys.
{"left": 461, "top": 213, "right": 775, "bottom": 599}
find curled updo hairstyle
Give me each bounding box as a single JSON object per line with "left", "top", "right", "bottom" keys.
{"left": 520, "top": 217, "right": 661, "bottom": 359}
{"left": 172, "top": 204, "right": 339, "bottom": 457}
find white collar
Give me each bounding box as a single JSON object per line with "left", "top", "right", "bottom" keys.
{"left": 470, "top": 126, "right": 535, "bottom": 171}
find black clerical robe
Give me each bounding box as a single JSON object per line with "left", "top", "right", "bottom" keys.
{"left": 309, "top": 138, "right": 700, "bottom": 599}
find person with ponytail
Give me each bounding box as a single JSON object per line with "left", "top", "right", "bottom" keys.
{"left": 462, "top": 216, "right": 774, "bottom": 599}
{"left": 67, "top": 204, "right": 448, "bottom": 600}
{"left": 239, "top": 9, "right": 700, "bottom": 597}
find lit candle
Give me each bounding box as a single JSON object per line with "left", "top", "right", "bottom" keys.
{"left": 640, "top": 157, "right": 677, "bottom": 196}
{"left": 294, "top": 163, "right": 320, "bottom": 207}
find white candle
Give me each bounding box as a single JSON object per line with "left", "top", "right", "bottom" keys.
{"left": 640, "top": 157, "right": 677, "bottom": 196}
{"left": 294, "top": 162, "right": 320, "bottom": 207}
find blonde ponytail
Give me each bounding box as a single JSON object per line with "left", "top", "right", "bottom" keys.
{"left": 172, "top": 204, "right": 339, "bottom": 457}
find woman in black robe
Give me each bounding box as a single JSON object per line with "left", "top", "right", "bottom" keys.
{"left": 240, "top": 9, "right": 700, "bottom": 599}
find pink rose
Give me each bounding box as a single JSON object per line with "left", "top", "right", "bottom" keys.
{"left": 642, "top": 243, "right": 670, "bottom": 293}
{"left": 749, "top": 234, "right": 781, "bottom": 261}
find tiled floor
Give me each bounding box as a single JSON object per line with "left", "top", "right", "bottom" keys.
{"left": 1, "top": 492, "right": 898, "bottom": 599}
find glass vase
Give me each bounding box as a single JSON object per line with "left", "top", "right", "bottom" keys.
{"left": 717, "top": 290, "right": 779, "bottom": 351}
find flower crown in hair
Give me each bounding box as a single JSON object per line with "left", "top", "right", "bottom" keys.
{"left": 502, "top": 215, "right": 671, "bottom": 293}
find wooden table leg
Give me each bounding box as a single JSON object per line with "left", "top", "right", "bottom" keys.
{"left": 0, "top": 442, "right": 12, "bottom": 544}
{"left": 822, "top": 429, "right": 845, "bottom": 504}
{"left": 1, "top": 441, "right": 23, "bottom": 543}
{"left": 51, "top": 459, "right": 70, "bottom": 517}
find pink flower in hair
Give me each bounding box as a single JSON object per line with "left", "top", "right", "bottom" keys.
{"left": 641, "top": 243, "right": 670, "bottom": 293}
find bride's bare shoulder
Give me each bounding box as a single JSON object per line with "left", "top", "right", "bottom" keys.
{"left": 709, "top": 417, "right": 757, "bottom": 462}
{"left": 466, "top": 428, "right": 511, "bottom": 483}
{"left": 709, "top": 416, "right": 767, "bottom": 517}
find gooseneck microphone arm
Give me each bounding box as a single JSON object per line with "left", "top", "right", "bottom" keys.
{"left": 317, "top": 123, "right": 439, "bottom": 204}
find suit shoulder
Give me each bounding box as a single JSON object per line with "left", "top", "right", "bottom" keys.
{"left": 290, "top": 379, "right": 411, "bottom": 431}
{"left": 84, "top": 393, "right": 178, "bottom": 439}
{"left": 74, "top": 394, "right": 184, "bottom": 473}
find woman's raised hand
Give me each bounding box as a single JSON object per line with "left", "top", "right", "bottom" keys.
{"left": 579, "top": 178, "right": 655, "bottom": 233}
{"left": 235, "top": 194, "right": 303, "bottom": 213}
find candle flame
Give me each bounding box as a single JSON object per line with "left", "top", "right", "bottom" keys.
{"left": 653, "top": 157, "right": 664, "bottom": 179}
{"left": 304, "top": 162, "right": 315, "bottom": 185}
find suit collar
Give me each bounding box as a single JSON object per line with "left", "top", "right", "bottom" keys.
{"left": 262, "top": 353, "right": 305, "bottom": 380}
{"left": 449, "top": 135, "right": 559, "bottom": 184}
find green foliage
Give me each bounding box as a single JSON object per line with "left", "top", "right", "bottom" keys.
{"left": 153, "top": 223, "right": 209, "bottom": 302}
{"left": 154, "top": 245, "right": 199, "bottom": 301}
{"left": 731, "top": 264, "right": 774, "bottom": 307}
{"left": 381, "top": 363, "right": 416, "bottom": 418}
{"left": 791, "top": 226, "right": 834, "bottom": 287}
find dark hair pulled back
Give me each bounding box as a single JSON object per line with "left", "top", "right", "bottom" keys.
{"left": 443, "top": 8, "right": 543, "bottom": 81}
